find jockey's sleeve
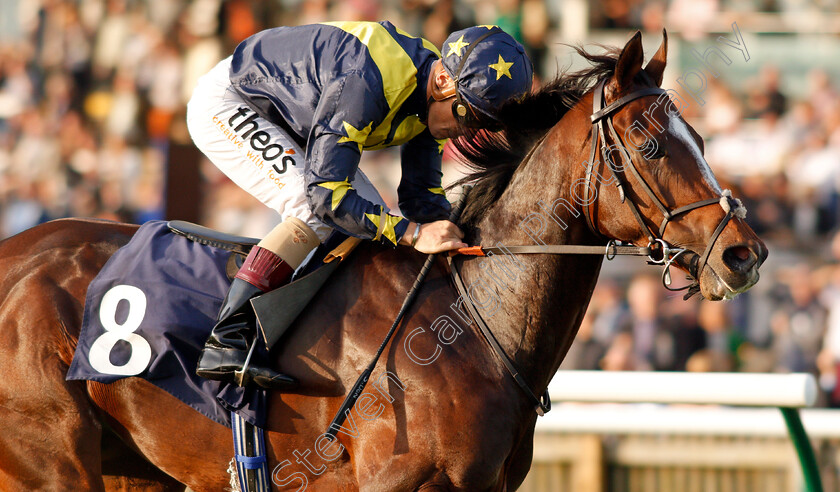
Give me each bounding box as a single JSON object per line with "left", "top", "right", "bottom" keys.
{"left": 304, "top": 71, "right": 410, "bottom": 246}
{"left": 397, "top": 132, "right": 451, "bottom": 223}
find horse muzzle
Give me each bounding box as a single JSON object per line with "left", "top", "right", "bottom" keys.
{"left": 697, "top": 239, "right": 768, "bottom": 300}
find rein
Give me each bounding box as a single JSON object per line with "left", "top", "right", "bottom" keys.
{"left": 448, "top": 254, "right": 551, "bottom": 416}
{"left": 454, "top": 243, "right": 648, "bottom": 258}
{"left": 448, "top": 77, "right": 747, "bottom": 416}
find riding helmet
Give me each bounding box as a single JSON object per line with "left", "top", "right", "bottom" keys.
{"left": 441, "top": 26, "right": 533, "bottom": 129}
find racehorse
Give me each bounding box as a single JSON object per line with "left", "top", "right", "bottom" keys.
{"left": 0, "top": 32, "right": 766, "bottom": 491}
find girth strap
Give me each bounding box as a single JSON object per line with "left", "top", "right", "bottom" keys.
{"left": 231, "top": 411, "right": 270, "bottom": 492}
{"left": 448, "top": 255, "right": 551, "bottom": 416}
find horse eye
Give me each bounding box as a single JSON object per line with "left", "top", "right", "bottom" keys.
{"left": 643, "top": 139, "right": 666, "bottom": 160}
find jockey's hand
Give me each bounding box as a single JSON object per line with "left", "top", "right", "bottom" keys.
{"left": 400, "top": 221, "right": 467, "bottom": 254}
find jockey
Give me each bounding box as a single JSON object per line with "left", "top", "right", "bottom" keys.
{"left": 186, "top": 21, "right": 533, "bottom": 388}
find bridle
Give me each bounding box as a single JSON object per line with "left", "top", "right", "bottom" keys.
{"left": 454, "top": 78, "right": 746, "bottom": 293}
{"left": 447, "top": 77, "right": 747, "bottom": 417}
{"left": 583, "top": 78, "right": 745, "bottom": 294}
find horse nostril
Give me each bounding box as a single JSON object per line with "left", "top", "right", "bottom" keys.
{"left": 723, "top": 245, "right": 757, "bottom": 273}
{"left": 733, "top": 247, "right": 750, "bottom": 261}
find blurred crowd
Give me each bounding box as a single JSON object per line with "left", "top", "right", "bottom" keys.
{"left": 3, "top": 1, "right": 840, "bottom": 405}
{"left": 562, "top": 256, "right": 840, "bottom": 408}
{"left": 0, "top": 0, "right": 553, "bottom": 237}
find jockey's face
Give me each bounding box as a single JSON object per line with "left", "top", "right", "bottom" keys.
{"left": 426, "top": 61, "right": 467, "bottom": 139}
{"left": 427, "top": 98, "right": 463, "bottom": 139}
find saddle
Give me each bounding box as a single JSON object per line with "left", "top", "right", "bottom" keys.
{"left": 167, "top": 221, "right": 362, "bottom": 492}
{"left": 68, "top": 219, "right": 359, "bottom": 421}
{"left": 167, "top": 220, "right": 360, "bottom": 349}
{"left": 67, "top": 220, "right": 360, "bottom": 492}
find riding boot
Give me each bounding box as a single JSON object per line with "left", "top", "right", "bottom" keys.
{"left": 196, "top": 246, "right": 297, "bottom": 389}
{"left": 196, "top": 217, "right": 321, "bottom": 389}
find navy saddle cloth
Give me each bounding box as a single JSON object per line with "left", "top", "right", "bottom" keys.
{"left": 67, "top": 220, "right": 267, "bottom": 427}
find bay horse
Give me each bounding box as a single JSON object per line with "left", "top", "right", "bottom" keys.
{"left": 0, "top": 32, "right": 766, "bottom": 491}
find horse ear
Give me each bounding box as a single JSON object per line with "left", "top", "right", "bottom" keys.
{"left": 643, "top": 29, "right": 668, "bottom": 87}
{"left": 614, "top": 31, "right": 644, "bottom": 91}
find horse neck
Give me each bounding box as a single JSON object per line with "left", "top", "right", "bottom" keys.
{"left": 461, "top": 100, "right": 604, "bottom": 393}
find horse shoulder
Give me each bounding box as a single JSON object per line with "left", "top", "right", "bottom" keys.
{"left": 393, "top": 266, "right": 539, "bottom": 489}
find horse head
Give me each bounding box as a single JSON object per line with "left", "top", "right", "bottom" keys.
{"left": 586, "top": 31, "right": 768, "bottom": 300}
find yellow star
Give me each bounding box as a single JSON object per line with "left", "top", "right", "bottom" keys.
{"left": 447, "top": 35, "right": 469, "bottom": 58}
{"left": 364, "top": 212, "right": 404, "bottom": 245}
{"left": 477, "top": 25, "right": 498, "bottom": 29}
{"left": 317, "top": 178, "right": 353, "bottom": 211}
{"left": 338, "top": 120, "right": 373, "bottom": 152}
{"left": 428, "top": 187, "right": 445, "bottom": 196}
{"left": 436, "top": 138, "right": 447, "bottom": 154}
{"left": 488, "top": 54, "right": 514, "bottom": 80}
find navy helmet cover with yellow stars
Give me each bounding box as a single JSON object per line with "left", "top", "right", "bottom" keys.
{"left": 441, "top": 26, "right": 533, "bottom": 127}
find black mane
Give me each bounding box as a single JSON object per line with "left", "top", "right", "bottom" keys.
{"left": 452, "top": 45, "right": 624, "bottom": 230}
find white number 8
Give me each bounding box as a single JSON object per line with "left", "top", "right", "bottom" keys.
{"left": 89, "top": 284, "right": 152, "bottom": 376}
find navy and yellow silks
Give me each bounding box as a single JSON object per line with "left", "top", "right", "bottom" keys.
{"left": 229, "top": 21, "right": 451, "bottom": 245}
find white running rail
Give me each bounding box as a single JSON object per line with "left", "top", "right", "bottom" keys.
{"left": 548, "top": 370, "right": 818, "bottom": 408}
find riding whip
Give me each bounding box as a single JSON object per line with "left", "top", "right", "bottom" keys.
{"left": 324, "top": 187, "right": 471, "bottom": 440}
